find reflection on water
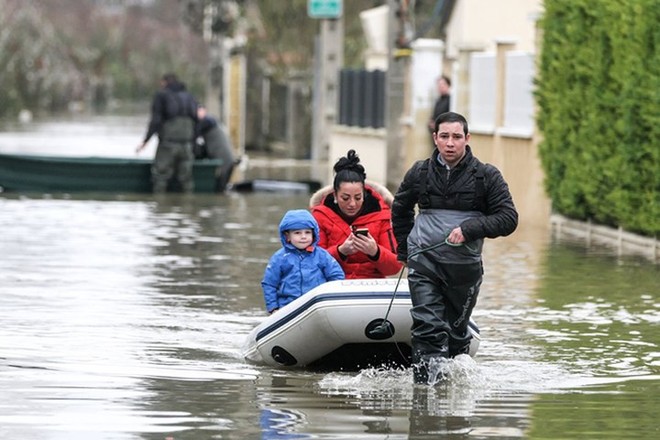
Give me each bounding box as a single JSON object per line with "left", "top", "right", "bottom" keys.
{"left": 0, "top": 185, "right": 658, "bottom": 437}
{"left": 0, "top": 115, "right": 157, "bottom": 158}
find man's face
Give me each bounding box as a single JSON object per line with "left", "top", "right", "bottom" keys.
{"left": 434, "top": 121, "right": 469, "bottom": 167}
{"left": 438, "top": 78, "right": 450, "bottom": 95}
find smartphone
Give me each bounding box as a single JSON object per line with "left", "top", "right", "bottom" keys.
{"left": 354, "top": 228, "right": 369, "bottom": 237}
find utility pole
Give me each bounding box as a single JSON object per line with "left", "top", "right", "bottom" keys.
{"left": 385, "top": 0, "right": 412, "bottom": 190}
{"left": 309, "top": 0, "right": 344, "bottom": 163}
{"left": 203, "top": 1, "right": 223, "bottom": 119}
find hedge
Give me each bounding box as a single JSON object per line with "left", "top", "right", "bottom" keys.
{"left": 536, "top": 0, "right": 659, "bottom": 236}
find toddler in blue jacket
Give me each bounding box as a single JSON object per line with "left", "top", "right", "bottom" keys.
{"left": 262, "top": 209, "right": 344, "bottom": 314}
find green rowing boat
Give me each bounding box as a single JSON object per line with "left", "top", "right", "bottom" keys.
{"left": 0, "top": 153, "right": 228, "bottom": 193}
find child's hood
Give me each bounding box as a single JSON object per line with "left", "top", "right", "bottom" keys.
{"left": 278, "top": 209, "right": 320, "bottom": 248}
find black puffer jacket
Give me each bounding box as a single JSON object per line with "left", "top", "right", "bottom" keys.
{"left": 391, "top": 146, "right": 518, "bottom": 261}
{"left": 143, "top": 81, "right": 198, "bottom": 144}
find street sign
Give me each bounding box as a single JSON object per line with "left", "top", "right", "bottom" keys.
{"left": 308, "top": 0, "right": 343, "bottom": 19}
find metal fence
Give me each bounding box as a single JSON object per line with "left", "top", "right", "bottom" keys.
{"left": 338, "top": 69, "right": 386, "bottom": 129}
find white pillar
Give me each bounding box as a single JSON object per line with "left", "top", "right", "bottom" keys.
{"left": 410, "top": 38, "right": 444, "bottom": 118}
{"left": 407, "top": 38, "right": 444, "bottom": 165}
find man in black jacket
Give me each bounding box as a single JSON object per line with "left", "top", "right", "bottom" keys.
{"left": 137, "top": 73, "right": 198, "bottom": 193}
{"left": 427, "top": 75, "right": 451, "bottom": 146}
{"left": 391, "top": 111, "right": 518, "bottom": 385}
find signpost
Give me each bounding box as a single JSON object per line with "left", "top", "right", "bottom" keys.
{"left": 308, "top": 0, "right": 343, "bottom": 164}
{"left": 308, "top": 0, "right": 343, "bottom": 19}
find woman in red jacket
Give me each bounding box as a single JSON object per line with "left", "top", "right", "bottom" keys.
{"left": 310, "top": 149, "right": 402, "bottom": 279}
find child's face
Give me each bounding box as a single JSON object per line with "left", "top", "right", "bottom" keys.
{"left": 285, "top": 228, "right": 314, "bottom": 250}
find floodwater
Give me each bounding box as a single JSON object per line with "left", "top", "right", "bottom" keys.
{"left": 0, "top": 118, "right": 658, "bottom": 439}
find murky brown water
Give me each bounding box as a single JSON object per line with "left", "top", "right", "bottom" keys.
{"left": 0, "top": 118, "right": 658, "bottom": 439}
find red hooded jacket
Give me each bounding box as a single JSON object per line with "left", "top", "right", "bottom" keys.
{"left": 310, "top": 182, "right": 402, "bottom": 279}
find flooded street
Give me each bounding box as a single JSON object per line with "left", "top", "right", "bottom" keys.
{"left": 0, "top": 119, "right": 658, "bottom": 439}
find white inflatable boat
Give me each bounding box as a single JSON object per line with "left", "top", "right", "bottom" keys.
{"left": 243, "top": 278, "right": 481, "bottom": 371}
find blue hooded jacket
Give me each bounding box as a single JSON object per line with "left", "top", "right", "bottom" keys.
{"left": 261, "top": 209, "right": 344, "bottom": 313}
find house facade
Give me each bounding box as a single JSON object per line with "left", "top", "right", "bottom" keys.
{"left": 329, "top": 0, "right": 549, "bottom": 227}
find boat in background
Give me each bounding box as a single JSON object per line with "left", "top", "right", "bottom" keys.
{"left": 0, "top": 152, "right": 229, "bottom": 193}
{"left": 230, "top": 179, "right": 321, "bottom": 194}
{"left": 243, "top": 278, "right": 481, "bottom": 371}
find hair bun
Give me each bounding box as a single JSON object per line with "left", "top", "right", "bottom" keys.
{"left": 333, "top": 149, "right": 366, "bottom": 178}
{"left": 331, "top": 150, "right": 367, "bottom": 189}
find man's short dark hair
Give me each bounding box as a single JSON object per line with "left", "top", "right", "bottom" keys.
{"left": 435, "top": 111, "right": 468, "bottom": 135}
{"left": 162, "top": 73, "right": 178, "bottom": 85}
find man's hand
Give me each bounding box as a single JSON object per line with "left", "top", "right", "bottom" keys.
{"left": 446, "top": 226, "right": 466, "bottom": 245}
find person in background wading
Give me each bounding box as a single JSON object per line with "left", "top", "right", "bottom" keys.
{"left": 194, "top": 105, "right": 238, "bottom": 191}
{"left": 310, "top": 149, "right": 402, "bottom": 279}
{"left": 137, "top": 73, "right": 198, "bottom": 193}
{"left": 392, "top": 111, "right": 518, "bottom": 385}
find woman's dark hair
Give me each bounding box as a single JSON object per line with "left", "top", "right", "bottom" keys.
{"left": 333, "top": 149, "right": 366, "bottom": 191}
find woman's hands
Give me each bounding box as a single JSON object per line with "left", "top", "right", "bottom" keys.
{"left": 338, "top": 231, "right": 378, "bottom": 258}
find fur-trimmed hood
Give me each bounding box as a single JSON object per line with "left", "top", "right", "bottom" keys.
{"left": 309, "top": 180, "right": 394, "bottom": 208}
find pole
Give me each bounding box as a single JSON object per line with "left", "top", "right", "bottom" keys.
{"left": 385, "top": 0, "right": 411, "bottom": 190}
{"left": 311, "top": 17, "right": 343, "bottom": 163}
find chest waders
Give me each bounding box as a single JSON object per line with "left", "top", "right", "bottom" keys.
{"left": 152, "top": 108, "right": 195, "bottom": 193}
{"left": 368, "top": 237, "right": 479, "bottom": 339}
{"left": 411, "top": 159, "right": 486, "bottom": 385}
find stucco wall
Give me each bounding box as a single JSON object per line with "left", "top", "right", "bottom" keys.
{"left": 470, "top": 133, "right": 550, "bottom": 227}
{"left": 444, "top": 0, "right": 543, "bottom": 60}
{"left": 328, "top": 127, "right": 388, "bottom": 186}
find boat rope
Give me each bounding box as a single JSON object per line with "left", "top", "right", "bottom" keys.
{"left": 370, "top": 233, "right": 477, "bottom": 338}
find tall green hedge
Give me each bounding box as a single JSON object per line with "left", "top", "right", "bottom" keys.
{"left": 536, "top": 0, "right": 660, "bottom": 236}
